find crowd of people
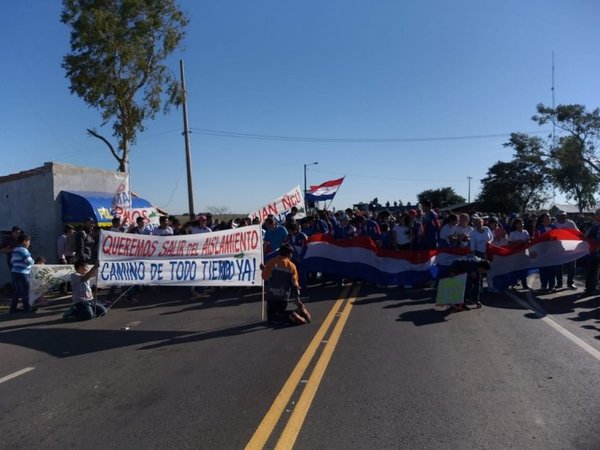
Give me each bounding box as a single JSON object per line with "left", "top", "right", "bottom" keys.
{"left": 2, "top": 202, "right": 599, "bottom": 320}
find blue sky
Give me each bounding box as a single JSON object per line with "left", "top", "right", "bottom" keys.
{"left": 1, "top": 1, "right": 599, "bottom": 214}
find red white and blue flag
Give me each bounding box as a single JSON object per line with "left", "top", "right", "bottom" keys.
{"left": 486, "top": 228, "right": 594, "bottom": 290}
{"left": 306, "top": 177, "right": 345, "bottom": 202}
{"left": 300, "top": 234, "right": 471, "bottom": 286}
{"left": 299, "top": 229, "right": 595, "bottom": 289}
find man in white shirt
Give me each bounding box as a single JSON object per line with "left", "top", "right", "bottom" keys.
{"left": 152, "top": 216, "right": 174, "bottom": 236}
{"left": 191, "top": 215, "right": 212, "bottom": 234}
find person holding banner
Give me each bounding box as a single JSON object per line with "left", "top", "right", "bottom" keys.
{"left": 70, "top": 260, "right": 107, "bottom": 320}
{"left": 261, "top": 244, "right": 311, "bottom": 325}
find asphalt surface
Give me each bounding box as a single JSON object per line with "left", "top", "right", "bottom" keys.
{"left": 1, "top": 276, "right": 599, "bottom": 450}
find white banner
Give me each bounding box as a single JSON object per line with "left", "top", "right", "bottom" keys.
{"left": 248, "top": 185, "right": 306, "bottom": 223}
{"left": 29, "top": 265, "right": 96, "bottom": 307}
{"left": 98, "top": 225, "right": 264, "bottom": 287}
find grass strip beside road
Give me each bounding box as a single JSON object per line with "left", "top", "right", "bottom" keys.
{"left": 244, "top": 285, "right": 353, "bottom": 450}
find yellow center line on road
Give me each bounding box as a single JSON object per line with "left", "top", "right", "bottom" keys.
{"left": 275, "top": 284, "right": 360, "bottom": 450}
{"left": 244, "top": 285, "right": 352, "bottom": 450}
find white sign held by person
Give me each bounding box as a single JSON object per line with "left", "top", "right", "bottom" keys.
{"left": 98, "top": 225, "right": 264, "bottom": 287}
{"left": 248, "top": 185, "right": 306, "bottom": 223}
{"left": 29, "top": 265, "right": 96, "bottom": 307}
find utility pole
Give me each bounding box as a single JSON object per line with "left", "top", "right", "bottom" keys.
{"left": 551, "top": 51, "right": 556, "bottom": 144}
{"left": 304, "top": 161, "right": 318, "bottom": 208}
{"left": 180, "top": 59, "right": 195, "bottom": 217}
{"left": 467, "top": 176, "right": 472, "bottom": 203}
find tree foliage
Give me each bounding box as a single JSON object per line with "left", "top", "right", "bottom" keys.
{"left": 61, "top": 0, "right": 189, "bottom": 171}
{"left": 477, "top": 133, "right": 550, "bottom": 214}
{"left": 533, "top": 103, "right": 600, "bottom": 173}
{"left": 417, "top": 187, "right": 465, "bottom": 208}
{"left": 550, "top": 135, "right": 599, "bottom": 212}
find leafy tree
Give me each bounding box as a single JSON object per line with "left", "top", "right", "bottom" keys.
{"left": 61, "top": 0, "right": 189, "bottom": 171}
{"left": 477, "top": 133, "right": 550, "bottom": 214}
{"left": 533, "top": 103, "right": 600, "bottom": 173}
{"left": 417, "top": 187, "right": 465, "bottom": 208}
{"left": 551, "top": 135, "right": 599, "bottom": 212}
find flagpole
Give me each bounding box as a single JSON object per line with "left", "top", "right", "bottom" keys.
{"left": 325, "top": 176, "right": 345, "bottom": 211}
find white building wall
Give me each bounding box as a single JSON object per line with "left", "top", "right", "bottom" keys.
{"left": 0, "top": 162, "right": 128, "bottom": 286}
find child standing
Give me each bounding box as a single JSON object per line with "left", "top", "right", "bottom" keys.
{"left": 10, "top": 234, "right": 34, "bottom": 313}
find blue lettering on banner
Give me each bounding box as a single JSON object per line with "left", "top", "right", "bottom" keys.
{"left": 199, "top": 260, "right": 242, "bottom": 281}
{"left": 100, "top": 262, "right": 146, "bottom": 281}
{"left": 168, "top": 261, "right": 197, "bottom": 281}
{"left": 236, "top": 258, "right": 257, "bottom": 282}
{"left": 150, "top": 263, "right": 164, "bottom": 280}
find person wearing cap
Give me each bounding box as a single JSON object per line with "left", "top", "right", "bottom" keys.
{"left": 261, "top": 244, "right": 311, "bottom": 325}
{"left": 332, "top": 214, "right": 356, "bottom": 240}
{"left": 74, "top": 217, "right": 97, "bottom": 263}
{"left": 554, "top": 210, "right": 579, "bottom": 289}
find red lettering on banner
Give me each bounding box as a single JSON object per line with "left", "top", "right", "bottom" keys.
{"left": 281, "top": 191, "right": 301, "bottom": 210}
{"left": 101, "top": 234, "right": 157, "bottom": 257}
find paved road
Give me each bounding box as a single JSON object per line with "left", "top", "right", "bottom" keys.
{"left": 1, "top": 278, "right": 599, "bottom": 449}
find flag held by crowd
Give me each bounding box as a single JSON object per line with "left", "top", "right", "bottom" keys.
{"left": 486, "top": 228, "right": 594, "bottom": 291}
{"left": 299, "top": 229, "right": 595, "bottom": 289}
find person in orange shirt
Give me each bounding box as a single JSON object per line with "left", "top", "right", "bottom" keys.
{"left": 261, "top": 244, "right": 311, "bottom": 325}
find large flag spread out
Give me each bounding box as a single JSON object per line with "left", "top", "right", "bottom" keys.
{"left": 306, "top": 177, "right": 344, "bottom": 202}
{"left": 486, "top": 228, "right": 594, "bottom": 290}
{"left": 300, "top": 234, "right": 471, "bottom": 286}
{"left": 300, "top": 229, "right": 595, "bottom": 288}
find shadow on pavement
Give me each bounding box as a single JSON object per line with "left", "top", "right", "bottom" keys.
{"left": 0, "top": 320, "right": 268, "bottom": 358}
{"left": 396, "top": 307, "right": 452, "bottom": 326}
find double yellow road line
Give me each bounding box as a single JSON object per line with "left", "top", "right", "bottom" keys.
{"left": 245, "top": 284, "right": 361, "bottom": 450}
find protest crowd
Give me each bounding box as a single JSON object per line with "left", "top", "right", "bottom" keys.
{"left": 2, "top": 198, "right": 599, "bottom": 321}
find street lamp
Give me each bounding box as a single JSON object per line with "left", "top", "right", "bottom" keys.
{"left": 304, "top": 161, "right": 319, "bottom": 207}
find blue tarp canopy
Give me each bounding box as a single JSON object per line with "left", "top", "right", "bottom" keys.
{"left": 60, "top": 190, "right": 153, "bottom": 224}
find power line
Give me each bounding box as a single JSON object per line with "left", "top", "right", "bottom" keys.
{"left": 189, "top": 127, "right": 550, "bottom": 144}
{"left": 311, "top": 168, "right": 466, "bottom": 183}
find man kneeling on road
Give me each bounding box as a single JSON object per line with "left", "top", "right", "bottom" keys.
{"left": 261, "top": 244, "right": 311, "bottom": 325}
{"left": 71, "top": 260, "right": 107, "bottom": 320}
{"left": 448, "top": 258, "right": 491, "bottom": 311}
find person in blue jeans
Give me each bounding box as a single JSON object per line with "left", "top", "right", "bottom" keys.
{"left": 70, "top": 260, "right": 107, "bottom": 320}
{"left": 10, "top": 234, "right": 34, "bottom": 313}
